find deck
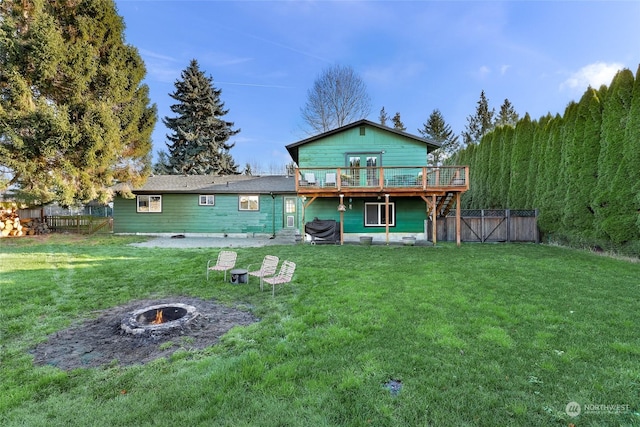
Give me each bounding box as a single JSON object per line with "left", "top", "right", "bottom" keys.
{"left": 296, "top": 166, "right": 468, "bottom": 197}
{"left": 296, "top": 166, "right": 470, "bottom": 246}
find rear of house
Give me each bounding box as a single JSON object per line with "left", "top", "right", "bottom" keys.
{"left": 112, "top": 119, "right": 469, "bottom": 244}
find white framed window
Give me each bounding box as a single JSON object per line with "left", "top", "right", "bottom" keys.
{"left": 239, "top": 195, "right": 259, "bottom": 211}
{"left": 364, "top": 202, "right": 395, "bottom": 226}
{"left": 199, "top": 195, "right": 215, "bottom": 206}
{"left": 137, "top": 195, "right": 162, "bottom": 213}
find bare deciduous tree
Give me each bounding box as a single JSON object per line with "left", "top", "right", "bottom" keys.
{"left": 301, "top": 64, "right": 372, "bottom": 134}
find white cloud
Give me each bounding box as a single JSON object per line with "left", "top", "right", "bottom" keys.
{"left": 478, "top": 65, "right": 491, "bottom": 79}
{"left": 561, "top": 62, "right": 624, "bottom": 90}
{"left": 500, "top": 64, "right": 511, "bottom": 75}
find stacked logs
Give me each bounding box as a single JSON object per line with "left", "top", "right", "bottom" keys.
{"left": 0, "top": 208, "right": 49, "bottom": 237}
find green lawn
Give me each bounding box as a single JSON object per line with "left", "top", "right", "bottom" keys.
{"left": 1, "top": 235, "right": 639, "bottom": 426}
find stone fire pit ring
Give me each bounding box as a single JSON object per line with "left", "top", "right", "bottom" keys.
{"left": 121, "top": 303, "right": 200, "bottom": 335}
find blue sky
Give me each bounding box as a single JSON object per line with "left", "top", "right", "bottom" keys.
{"left": 115, "top": 0, "right": 640, "bottom": 172}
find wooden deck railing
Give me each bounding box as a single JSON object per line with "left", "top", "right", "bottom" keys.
{"left": 296, "top": 166, "right": 469, "bottom": 194}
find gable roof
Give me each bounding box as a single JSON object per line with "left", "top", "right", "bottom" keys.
{"left": 285, "top": 119, "right": 441, "bottom": 164}
{"left": 128, "top": 174, "right": 296, "bottom": 194}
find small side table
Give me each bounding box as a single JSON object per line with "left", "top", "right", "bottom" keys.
{"left": 229, "top": 268, "right": 248, "bottom": 284}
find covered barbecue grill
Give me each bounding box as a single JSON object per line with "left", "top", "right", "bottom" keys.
{"left": 305, "top": 218, "right": 340, "bottom": 244}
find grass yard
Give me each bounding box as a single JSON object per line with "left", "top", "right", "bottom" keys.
{"left": 1, "top": 235, "right": 639, "bottom": 426}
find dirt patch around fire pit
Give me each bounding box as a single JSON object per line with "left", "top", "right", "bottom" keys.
{"left": 30, "top": 296, "right": 258, "bottom": 370}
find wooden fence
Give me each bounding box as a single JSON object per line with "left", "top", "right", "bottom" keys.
{"left": 427, "top": 209, "right": 539, "bottom": 243}
{"left": 45, "top": 215, "right": 113, "bottom": 234}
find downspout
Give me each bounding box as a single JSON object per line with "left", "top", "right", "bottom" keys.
{"left": 270, "top": 192, "right": 276, "bottom": 239}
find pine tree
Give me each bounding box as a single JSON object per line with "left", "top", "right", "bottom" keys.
{"left": 418, "top": 109, "right": 460, "bottom": 166}
{"left": 163, "top": 59, "right": 240, "bottom": 175}
{"left": 152, "top": 151, "right": 172, "bottom": 174}
{"left": 379, "top": 107, "right": 390, "bottom": 127}
{"left": 0, "top": 0, "right": 156, "bottom": 205}
{"left": 392, "top": 112, "right": 406, "bottom": 131}
{"left": 462, "top": 90, "right": 495, "bottom": 146}
{"left": 495, "top": 99, "right": 519, "bottom": 127}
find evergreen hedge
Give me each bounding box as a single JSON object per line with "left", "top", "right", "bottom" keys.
{"left": 454, "top": 66, "right": 640, "bottom": 256}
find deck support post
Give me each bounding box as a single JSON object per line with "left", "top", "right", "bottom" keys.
{"left": 456, "top": 192, "right": 461, "bottom": 247}
{"left": 385, "top": 194, "right": 390, "bottom": 245}
{"left": 339, "top": 194, "right": 344, "bottom": 245}
{"left": 432, "top": 194, "right": 437, "bottom": 246}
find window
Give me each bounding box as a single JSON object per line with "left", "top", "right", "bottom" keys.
{"left": 239, "top": 195, "right": 259, "bottom": 211}
{"left": 364, "top": 202, "right": 395, "bottom": 227}
{"left": 137, "top": 195, "right": 162, "bottom": 213}
{"left": 199, "top": 195, "right": 215, "bottom": 206}
{"left": 284, "top": 198, "right": 296, "bottom": 214}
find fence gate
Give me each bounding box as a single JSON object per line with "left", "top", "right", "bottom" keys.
{"left": 427, "top": 209, "right": 539, "bottom": 243}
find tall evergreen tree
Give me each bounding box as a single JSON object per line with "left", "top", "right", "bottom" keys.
{"left": 392, "top": 112, "right": 406, "bottom": 131}
{"left": 495, "top": 98, "right": 519, "bottom": 127}
{"left": 595, "top": 68, "right": 638, "bottom": 247}
{"left": 0, "top": 0, "right": 156, "bottom": 205}
{"left": 497, "top": 125, "right": 515, "bottom": 205}
{"left": 486, "top": 126, "right": 504, "bottom": 208}
{"left": 508, "top": 113, "right": 533, "bottom": 208}
{"left": 536, "top": 114, "right": 564, "bottom": 236}
{"left": 462, "top": 90, "right": 495, "bottom": 146}
{"left": 379, "top": 107, "right": 390, "bottom": 127}
{"left": 562, "top": 88, "right": 602, "bottom": 239}
{"left": 474, "top": 132, "right": 493, "bottom": 207}
{"left": 459, "top": 143, "right": 478, "bottom": 209}
{"left": 418, "top": 109, "right": 460, "bottom": 166}
{"left": 163, "top": 59, "right": 239, "bottom": 175}
{"left": 627, "top": 66, "right": 640, "bottom": 244}
{"left": 592, "top": 69, "right": 634, "bottom": 244}
{"left": 524, "top": 115, "right": 550, "bottom": 208}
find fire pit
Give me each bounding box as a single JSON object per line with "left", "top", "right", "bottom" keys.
{"left": 121, "top": 303, "right": 199, "bottom": 335}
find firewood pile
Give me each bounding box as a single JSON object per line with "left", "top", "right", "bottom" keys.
{"left": 0, "top": 208, "right": 49, "bottom": 237}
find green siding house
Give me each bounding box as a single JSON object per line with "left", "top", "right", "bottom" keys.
{"left": 286, "top": 119, "right": 469, "bottom": 245}
{"left": 113, "top": 119, "right": 468, "bottom": 244}
{"left": 113, "top": 175, "right": 300, "bottom": 237}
